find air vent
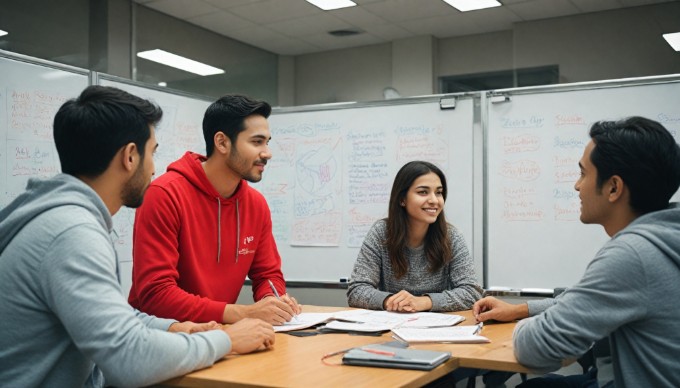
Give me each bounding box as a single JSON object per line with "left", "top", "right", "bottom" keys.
{"left": 328, "top": 29, "right": 363, "bottom": 37}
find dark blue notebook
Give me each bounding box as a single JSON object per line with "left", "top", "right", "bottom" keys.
{"left": 342, "top": 344, "right": 451, "bottom": 371}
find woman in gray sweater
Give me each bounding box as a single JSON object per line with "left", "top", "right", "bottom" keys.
{"left": 347, "top": 160, "right": 482, "bottom": 312}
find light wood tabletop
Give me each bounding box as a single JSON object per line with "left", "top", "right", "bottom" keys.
{"left": 161, "top": 305, "right": 531, "bottom": 388}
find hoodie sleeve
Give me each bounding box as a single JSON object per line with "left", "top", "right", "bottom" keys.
{"left": 513, "top": 238, "right": 648, "bottom": 372}
{"left": 41, "top": 222, "right": 231, "bottom": 387}
{"left": 130, "top": 184, "right": 227, "bottom": 322}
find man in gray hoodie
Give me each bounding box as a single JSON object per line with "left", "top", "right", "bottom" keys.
{"left": 0, "top": 85, "right": 275, "bottom": 387}
{"left": 474, "top": 116, "right": 680, "bottom": 387}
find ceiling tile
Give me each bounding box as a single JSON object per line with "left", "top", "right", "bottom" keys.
{"left": 400, "top": 13, "right": 484, "bottom": 38}
{"left": 202, "top": 0, "right": 267, "bottom": 9}
{"left": 143, "top": 0, "right": 221, "bottom": 19}
{"left": 331, "top": 5, "right": 390, "bottom": 28}
{"left": 460, "top": 6, "right": 523, "bottom": 29}
{"left": 506, "top": 0, "right": 581, "bottom": 20}
{"left": 362, "top": 0, "right": 457, "bottom": 23}
{"left": 227, "top": 0, "right": 321, "bottom": 24}
{"left": 225, "top": 26, "right": 323, "bottom": 55}
{"left": 268, "top": 13, "right": 353, "bottom": 38}
{"left": 300, "top": 32, "right": 385, "bottom": 51}
{"left": 569, "top": 0, "right": 625, "bottom": 13}
{"left": 188, "top": 10, "right": 257, "bottom": 34}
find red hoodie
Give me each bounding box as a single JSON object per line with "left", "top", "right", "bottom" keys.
{"left": 128, "top": 152, "right": 286, "bottom": 322}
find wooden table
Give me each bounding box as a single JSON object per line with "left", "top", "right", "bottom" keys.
{"left": 162, "top": 306, "right": 531, "bottom": 388}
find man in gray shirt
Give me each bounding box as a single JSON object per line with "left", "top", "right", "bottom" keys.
{"left": 0, "top": 86, "right": 275, "bottom": 387}
{"left": 474, "top": 116, "right": 680, "bottom": 387}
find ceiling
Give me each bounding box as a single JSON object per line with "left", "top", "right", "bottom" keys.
{"left": 135, "top": 0, "right": 676, "bottom": 56}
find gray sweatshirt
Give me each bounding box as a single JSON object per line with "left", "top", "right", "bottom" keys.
{"left": 0, "top": 174, "right": 231, "bottom": 387}
{"left": 513, "top": 204, "right": 680, "bottom": 387}
{"left": 347, "top": 219, "right": 483, "bottom": 311}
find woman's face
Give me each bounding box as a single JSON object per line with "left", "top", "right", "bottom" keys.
{"left": 402, "top": 172, "right": 444, "bottom": 227}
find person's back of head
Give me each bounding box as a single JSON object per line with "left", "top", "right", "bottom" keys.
{"left": 589, "top": 116, "right": 680, "bottom": 215}
{"left": 202, "top": 94, "right": 271, "bottom": 157}
{"left": 53, "top": 85, "right": 163, "bottom": 178}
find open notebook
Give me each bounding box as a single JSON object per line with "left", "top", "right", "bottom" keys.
{"left": 391, "top": 325, "right": 490, "bottom": 344}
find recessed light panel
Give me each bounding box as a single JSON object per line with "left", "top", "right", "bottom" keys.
{"left": 442, "top": 0, "right": 501, "bottom": 12}
{"left": 306, "top": 0, "right": 357, "bottom": 11}
{"left": 137, "top": 49, "right": 224, "bottom": 76}
{"left": 663, "top": 32, "right": 680, "bottom": 51}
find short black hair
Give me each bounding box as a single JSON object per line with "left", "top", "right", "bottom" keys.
{"left": 589, "top": 116, "right": 680, "bottom": 214}
{"left": 53, "top": 85, "right": 162, "bottom": 177}
{"left": 202, "top": 94, "right": 271, "bottom": 157}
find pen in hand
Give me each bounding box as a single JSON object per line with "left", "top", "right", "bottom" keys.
{"left": 267, "top": 279, "right": 281, "bottom": 299}
{"left": 268, "top": 279, "right": 299, "bottom": 320}
{"left": 473, "top": 322, "right": 483, "bottom": 335}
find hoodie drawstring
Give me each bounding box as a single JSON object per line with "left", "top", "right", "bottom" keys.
{"left": 216, "top": 197, "right": 241, "bottom": 264}
{"left": 235, "top": 198, "right": 240, "bottom": 263}
{"left": 216, "top": 197, "right": 221, "bottom": 263}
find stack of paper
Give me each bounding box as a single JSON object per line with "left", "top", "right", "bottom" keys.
{"left": 273, "top": 309, "right": 466, "bottom": 333}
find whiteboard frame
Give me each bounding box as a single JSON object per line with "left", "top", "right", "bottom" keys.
{"left": 95, "top": 72, "right": 215, "bottom": 104}
{"left": 482, "top": 73, "right": 680, "bottom": 289}
{"left": 269, "top": 92, "right": 484, "bottom": 285}
{"left": 0, "top": 49, "right": 90, "bottom": 78}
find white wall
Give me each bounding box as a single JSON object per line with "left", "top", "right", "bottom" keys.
{"left": 513, "top": 3, "right": 680, "bottom": 83}
{"left": 294, "top": 43, "right": 392, "bottom": 105}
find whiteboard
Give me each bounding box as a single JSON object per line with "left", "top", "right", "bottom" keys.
{"left": 0, "top": 54, "right": 88, "bottom": 208}
{"left": 99, "top": 76, "right": 211, "bottom": 297}
{"left": 486, "top": 78, "right": 680, "bottom": 289}
{"left": 253, "top": 98, "right": 477, "bottom": 282}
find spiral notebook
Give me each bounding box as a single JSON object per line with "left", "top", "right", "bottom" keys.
{"left": 342, "top": 344, "right": 451, "bottom": 371}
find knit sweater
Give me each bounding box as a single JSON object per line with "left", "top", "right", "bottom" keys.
{"left": 347, "top": 219, "right": 482, "bottom": 311}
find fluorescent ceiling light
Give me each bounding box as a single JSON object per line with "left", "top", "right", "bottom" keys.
{"left": 137, "top": 49, "right": 224, "bottom": 76}
{"left": 0, "top": 29, "right": 8, "bottom": 37}
{"left": 305, "top": 0, "right": 356, "bottom": 11}
{"left": 663, "top": 32, "right": 680, "bottom": 51}
{"left": 442, "top": 0, "right": 501, "bottom": 12}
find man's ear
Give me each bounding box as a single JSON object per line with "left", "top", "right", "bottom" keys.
{"left": 607, "top": 175, "right": 625, "bottom": 202}
{"left": 213, "top": 132, "right": 230, "bottom": 155}
{"left": 121, "top": 142, "right": 138, "bottom": 172}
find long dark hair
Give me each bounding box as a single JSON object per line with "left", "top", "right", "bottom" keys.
{"left": 385, "top": 161, "right": 452, "bottom": 279}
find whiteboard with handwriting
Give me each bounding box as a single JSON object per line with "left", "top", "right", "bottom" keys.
{"left": 99, "top": 77, "right": 210, "bottom": 296}
{"left": 255, "top": 99, "right": 476, "bottom": 282}
{"left": 0, "top": 55, "right": 88, "bottom": 209}
{"left": 486, "top": 80, "right": 680, "bottom": 289}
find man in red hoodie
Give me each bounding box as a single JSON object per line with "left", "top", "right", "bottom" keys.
{"left": 129, "top": 94, "right": 301, "bottom": 325}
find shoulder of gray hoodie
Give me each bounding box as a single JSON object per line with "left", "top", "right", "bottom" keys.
{"left": 0, "top": 174, "right": 231, "bottom": 387}
{"left": 512, "top": 204, "right": 680, "bottom": 386}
